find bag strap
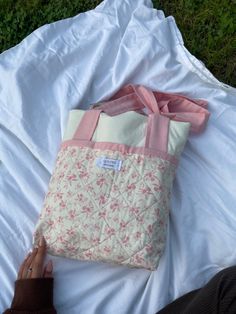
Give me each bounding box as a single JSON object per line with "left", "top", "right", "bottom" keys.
{"left": 91, "top": 85, "right": 160, "bottom": 115}
{"left": 72, "top": 84, "right": 210, "bottom": 152}
{"left": 72, "top": 109, "right": 169, "bottom": 152}
{"left": 103, "top": 84, "right": 209, "bottom": 133}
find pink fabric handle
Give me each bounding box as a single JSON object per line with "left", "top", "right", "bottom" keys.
{"left": 72, "top": 84, "right": 210, "bottom": 153}
{"left": 73, "top": 109, "right": 101, "bottom": 141}
{"left": 105, "top": 84, "right": 210, "bottom": 133}
{"left": 93, "top": 85, "right": 160, "bottom": 116}
{"left": 73, "top": 109, "right": 168, "bottom": 151}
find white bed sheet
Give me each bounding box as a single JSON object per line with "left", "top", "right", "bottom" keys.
{"left": 1, "top": 0, "right": 236, "bottom": 313}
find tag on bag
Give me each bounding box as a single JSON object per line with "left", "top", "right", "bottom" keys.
{"left": 96, "top": 157, "right": 122, "bottom": 171}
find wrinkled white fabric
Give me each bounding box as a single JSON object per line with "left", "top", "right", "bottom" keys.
{"left": 0, "top": 0, "right": 236, "bottom": 313}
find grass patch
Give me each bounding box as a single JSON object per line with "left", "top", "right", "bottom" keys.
{"left": 0, "top": 0, "right": 235, "bottom": 86}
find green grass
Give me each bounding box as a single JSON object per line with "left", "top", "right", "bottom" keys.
{"left": 0, "top": 0, "right": 235, "bottom": 86}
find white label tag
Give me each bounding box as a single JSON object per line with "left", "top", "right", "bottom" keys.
{"left": 96, "top": 157, "right": 122, "bottom": 171}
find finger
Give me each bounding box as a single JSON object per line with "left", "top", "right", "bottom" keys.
{"left": 21, "top": 248, "right": 38, "bottom": 279}
{"left": 17, "top": 252, "right": 32, "bottom": 279}
{"left": 43, "top": 260, "right": 53, "bottom": 278}
{"left": 30, "top": 236, "right": 47, "bottom": 278}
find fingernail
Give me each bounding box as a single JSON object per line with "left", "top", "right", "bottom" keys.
{"left": 39, "top": 236, "right": 45, "bottom": 247}
{"left": 46, "top": 260, "right": 53, "bottom": 272}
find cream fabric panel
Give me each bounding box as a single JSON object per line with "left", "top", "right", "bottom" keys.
{"left": 63, "top": 110, "right": 190, "bottom": 157}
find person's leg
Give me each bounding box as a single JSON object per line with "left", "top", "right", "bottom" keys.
{"left": 157, "top": 266, "right": 236, "bottom": 314}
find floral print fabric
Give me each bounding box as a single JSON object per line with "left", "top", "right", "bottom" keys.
{"left": 34, "top": 145, "right": 176, "bottom": 270}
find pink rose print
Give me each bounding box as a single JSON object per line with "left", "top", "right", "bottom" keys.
{"left": 45, "top": 206, "right": 52, "bottom": 215}
{"left": 81, "top": 234, "right": 89, "bottom": 241}
{"left": 59, "top": 200, "right": 66, "bottom": 210}
{"left": 46, "top": 219, "right": 55, "bottom": 228}
{"left": 117, "top": 255, "right": 125, "bottom": 261}
{"left": 94, "top": 223, "right": 100, "bottom": 231}
{"left": 121, "top": 235, "right": 129, "bottom": 245}
{"left": 111, "top": 185, "right": 119, "bottom": 193}
{"left": 76, "top": 193, "right": 84, "bottom": 202}
{"left": 104, "top": 246, "right": 111, "bottom": 253}
{"left": 98, "top": 211, "right": 106, "bottom": 219}
{"left": 99, "top": 195, "right": 106, "bottom": 205}
{"left": 62, "top": 181, "right": 70, "bottom": 190}
{"left": 153, "top": 183, "right": 162, "bottom": 192}
{"left": 66, "top": 227, "right": 75, "bottom": 236}
{"left": 136, "top": 216, "right": 144, "bottom": 224}
{"left": 135, "top": 231, "right": 142, "bottom": 239}
{"left": 69, "top": 209, "right": 76, "bottom": 219}
{"left": 131, "top": 172, "right": 138, "bottom": 179}
{"left": 67, "top": 245, "right": 77, "bottom": 254}
{"left": 79, "top": 170, "right": 89, "bottom": 180}
{"left": 127, "top": 183, "right": 136, "bottom": 191}
{"left": 145, "top": 245, "right": 153, "bottom": 254}
{"left": 67, "top": 174, "right": 77, "bottom": 181}
{"left": 145, "top": 172, "right": 156, "bottom": 182}
{"left": 85, "top": 184, "right": 93, "bottom": 193}
{"left": 136, "top": 155, "right": 144, "bottom": 164}
{"left": 140, "top": 186, "right": 152, "bottom": 195}
{"left": 120, "top": 220, "right": 128, "bottom": 229}
{"left": 56, "top": 192, "right": 63, "bottom": 199}
{"left": 157, "top": 163, "right": 166, "bottom": 171}
{"left": 58, "top": 172, "right": 65, "bottom": 180}
{"left": 56, "top": 216, "right": 64, "bottom": 223}
{"left": 66, "top": 191, "right": 73, "bottom": 198}
{"left": 81, "top": 206, "right": 92, "bottom": 216}
{"left": 84, "top": 251, "right": 93, "bottom": 259}
{"left": 92, "top": 237, "right": 100, "bottom": 245}
{"left": 129, "top": 207, "right": 140, "bottom": 215}
{"left": 134, "top": 254, "right": 144, "bottom": 264}
{"left": 120, "top": 166, "right": 127, "bottom": 174}
{"left": 38, "top": 148, "right": 173, "bottom": 269}
{"left": 70, "top": 148, "right": 77, "bottom": 157}
{"left": 57, "top": 235, "right": 66, "bottom": 244}
{"left": 155, "top": 208, "right": 160, "bottom": 216}
{"left": 55, "top": 247, "right": 66, "bottom": 255}
{"left": 106, "top": 227, "right": 115, "bottom": 236}
{"left": 85, "top": 152, "right": 93, "bottom": 161}
{"left": 57, "top": 158, "right": 63, "bottom": 167}
{"left": 76, "top": 161, "right": 83, "bottom": 169}
{"left": 110, "top": 201, "right": 119, "bottom": 212}
{"left": 147, "top": 224, "right": 153, "bottom": 235}
{"left": 96, "top": 176, "right": 106, "bottom": 187}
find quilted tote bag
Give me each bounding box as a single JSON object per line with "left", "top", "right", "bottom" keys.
{"left": 34, "top": 84, "right": 209, "bottom": 270}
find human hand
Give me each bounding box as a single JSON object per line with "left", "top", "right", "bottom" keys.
{"left": 17, "top": 236, "right": 53, "bottom": 279}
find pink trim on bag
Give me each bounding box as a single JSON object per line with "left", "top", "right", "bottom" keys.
{"left": 60, "top": 140, "right": 178, "bottom": 165}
